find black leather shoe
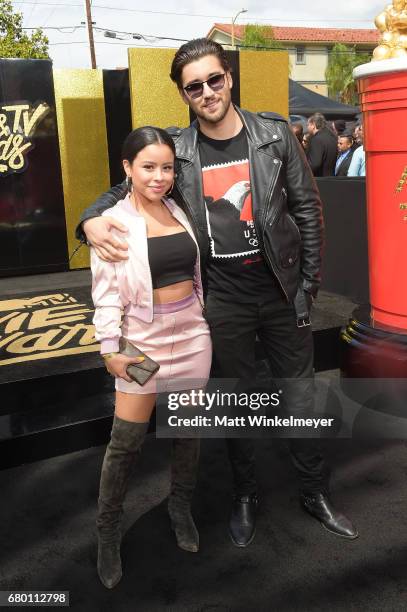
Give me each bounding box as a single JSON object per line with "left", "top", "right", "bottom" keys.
{"left": 300, "top": 492, "right": 358, "bottom": 539}
{"left": 229, "top": 495, "right": 258, "bottom": 547}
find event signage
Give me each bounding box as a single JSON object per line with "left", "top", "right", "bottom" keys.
{"left": 0, "top": 292, "right": 99, "bottom": 366}
{"left": 0, "top": 101, "right": 49, "bottom": 176}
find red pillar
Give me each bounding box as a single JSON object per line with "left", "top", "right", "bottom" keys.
{"left": 355, "top": 59, "right": 407, "bottom": 331}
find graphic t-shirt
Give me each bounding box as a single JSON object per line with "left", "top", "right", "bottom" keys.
{"left": 199, "top": 127, "right": 281, "bottom": 301}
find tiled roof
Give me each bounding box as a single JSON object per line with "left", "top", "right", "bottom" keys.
{"left": 208, "top": 23, "right": 379, "bottom": 44}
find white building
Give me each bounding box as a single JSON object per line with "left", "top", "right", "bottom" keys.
{"left": 207, "top": 24, "right": 379, "bottom": 97}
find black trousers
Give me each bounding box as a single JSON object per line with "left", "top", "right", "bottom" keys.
{"left": 205, "top": 292, "right": 329, "bottom": 497}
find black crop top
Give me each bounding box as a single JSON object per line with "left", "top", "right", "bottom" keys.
{"left": 147, "top": 231, "right": 197, "bottom": 289}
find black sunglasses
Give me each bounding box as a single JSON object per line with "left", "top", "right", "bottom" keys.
{"left": 183, "top": 73, "right": 226, "bottom": 99}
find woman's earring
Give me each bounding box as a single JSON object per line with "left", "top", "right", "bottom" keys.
{"left": 165, "top": 174, "right": 177, "bottom": 196}
{"left": 126, "top": 175, "right": 132, "bottom": 193}
{"left": 165, "top": 179, "right": 175, "bottom": 196}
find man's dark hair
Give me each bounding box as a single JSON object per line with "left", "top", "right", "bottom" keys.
{"left": 308, "top": 112, "right": 327, "bottom": 130}
{"left": 333, "top": 119, "right": 346, "bottom": 135}
{"left": 170, "top": 38, "right": 231, "bottom": 87}
{"left": 339, "top": 134, "right": 353, "bottom": 146}
{"left": 122, "top": 126, "right": 176, "bottom": 164}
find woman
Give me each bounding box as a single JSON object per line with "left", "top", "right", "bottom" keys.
{"left": 91, "top": 126, "right": 212, "bottom": 589}
{"left": 302, "top": 132, "right": 311, "bottom": 151}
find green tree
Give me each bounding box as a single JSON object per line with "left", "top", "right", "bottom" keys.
{"left": 0, "top": 0, "right": 49, "bottom": 59}
{"left": 326, "top": 43, "right": 370, "bottom": 105}
{"left": 240, "top": 24, "right": 284, "bottom": 51}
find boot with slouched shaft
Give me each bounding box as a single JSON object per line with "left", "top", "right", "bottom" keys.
{"left": 96, "top": 415, "right": 149, "bottom": 589}
{"left": 168, "top": 437, "right": 200, "bottom": 553}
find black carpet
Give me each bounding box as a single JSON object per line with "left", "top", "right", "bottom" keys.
{"left": 2, "top": 434, "right": 407, "bottom": 611}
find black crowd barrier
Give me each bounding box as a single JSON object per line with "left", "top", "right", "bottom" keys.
{"left": 318, "top": 176, "right": 369, "bottom": 304}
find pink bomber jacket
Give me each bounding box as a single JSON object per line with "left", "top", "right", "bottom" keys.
{"left": 90, "top": 194, "right": 204, "bottom": 354}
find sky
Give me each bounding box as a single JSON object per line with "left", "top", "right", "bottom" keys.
{"left": 12, "top": 0, "right": 386, "bottom": 69}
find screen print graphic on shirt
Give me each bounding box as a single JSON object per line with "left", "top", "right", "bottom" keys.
{"left": 202, "top": 158, "right": 261, "bottom": 260}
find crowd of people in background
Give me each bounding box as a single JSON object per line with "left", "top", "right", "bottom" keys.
{"left": 290, "top": 113, "right": 365, "bottom": 178}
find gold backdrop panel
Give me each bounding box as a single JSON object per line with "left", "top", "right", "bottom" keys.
{"left": 128, "top": 48, "right": 189, "bottom": 129}
{"left": 53, "top": 69, "right": 110, "bottom": 269}
{"left": 239, "top": 51, "right": 289, "bottom": 118}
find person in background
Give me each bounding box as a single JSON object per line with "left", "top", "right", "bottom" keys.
{"left": 348, "top": 124, "right": 359, "bottom": 151}
{"left": 331, "top": 119, "right": 346, "bottom": 137}
{"left": 335, "top": 134, "right": 354, "bottom": 176}
{"left": 353, "top": 124, "right": 363, "bottom": 147}
{"left": 290, "top": 122, "right": 303, "bottom": 144}
{"left": 302, "top": 132, "right": 311, "bottom": 151}
{"left": 348, "top": 125, "right": 366, "bottom": 177}
{"left": 306, "top": 113, "right": 338, "bottom": 176}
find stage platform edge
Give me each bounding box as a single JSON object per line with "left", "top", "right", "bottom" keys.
{"left": 0, "top": 270, "right": 357, "bottom": 469}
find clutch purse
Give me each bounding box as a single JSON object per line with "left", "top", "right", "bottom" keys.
{"left": 119, "top": 337, "right": 160, "bottom": 386}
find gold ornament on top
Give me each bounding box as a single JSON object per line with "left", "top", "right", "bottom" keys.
{"left": 373, "top": 0, "right": 407, "bottom": 60}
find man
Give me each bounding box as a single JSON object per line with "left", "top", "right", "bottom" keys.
{"left": 335, "top": 134, "right": 354, "bottom": 176}
{"left": 78, "top": 39, "right": 357, "bottom": 547}
{"left": 348, "top": 125, "right": 366, "bottom": 177}
{"left": 306, "top": 113, "right": 338, "bottom": 176}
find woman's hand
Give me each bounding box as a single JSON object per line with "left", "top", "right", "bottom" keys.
{"left": 103, "top": 353, "right": 145, "bottom": 383}
{"left": 83, "top": 216, "right": 129, "bottom": 262}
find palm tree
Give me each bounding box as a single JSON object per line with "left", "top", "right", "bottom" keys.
{"left": 326, "top": 43, "right": 370, "bottom": 104}
{"left": 241, "top": 24, "right": 284, "bottom": 50}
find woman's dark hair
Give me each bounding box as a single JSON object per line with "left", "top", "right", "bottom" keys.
{"left": 170, "top": 38, "right": 231, "bottom": 87}
{"left": 122, "top": 126, "right": 176, "bottom": 164}
{"left": 291, "top": 122, "right": 303, "bottom": 143}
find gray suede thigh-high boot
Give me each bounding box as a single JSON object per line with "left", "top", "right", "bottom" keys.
{"left": 96, "top": 415, "right": 149, "bottom": 589}
{"left": 168, "top": 437, "right": 200, "bottom": 553}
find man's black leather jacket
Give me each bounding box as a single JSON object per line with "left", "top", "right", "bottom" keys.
{"left": 78, "top": 106, "right": 323, "bottom": 306}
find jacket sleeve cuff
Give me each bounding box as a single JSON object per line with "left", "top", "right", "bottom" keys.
{"left": 302, "top": 279, "right": 319, "bottom": 298}
{"left": 100, "top": 338, "right": 120, "bottom": 354}
{"left": 75, "top": 215, "right": 99, "bottom": 244}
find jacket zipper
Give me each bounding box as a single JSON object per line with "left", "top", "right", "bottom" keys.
{"left": 259, "top": 161, "right": 283, "bottom": 231}
{"left": 175, "top": 183, "right": 196, "bottom": 226}
{"left": 261, "top": 233, "right": 289, "bottom": 301}
{"left": 166, "top": 199, "right": 206, "bottom": 317}
{"left": 176, "top": 182, "right": 206, "bottom": 235}
{"left": 255, "top": 160, "right": 289, "bottom": 300}
{"left": 174, "top": 157, "right": 204, "bottom": 229}
{"left": 174, "top": 206, "right": 206, "bottom": 314}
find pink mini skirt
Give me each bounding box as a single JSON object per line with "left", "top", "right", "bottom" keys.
{"left": 116, "top": 292, "right": 212, "bottom": 394}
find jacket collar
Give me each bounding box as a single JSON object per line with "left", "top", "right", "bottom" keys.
{"left": 174, "top": 105, "right": 282, "bottom": 162}
{"left": 119, "top": 193, "right": 176, "bottom": 217}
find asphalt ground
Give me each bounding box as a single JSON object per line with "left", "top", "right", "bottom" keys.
{"left": 1, "top": 430, "right": 407, "bottom": 611}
